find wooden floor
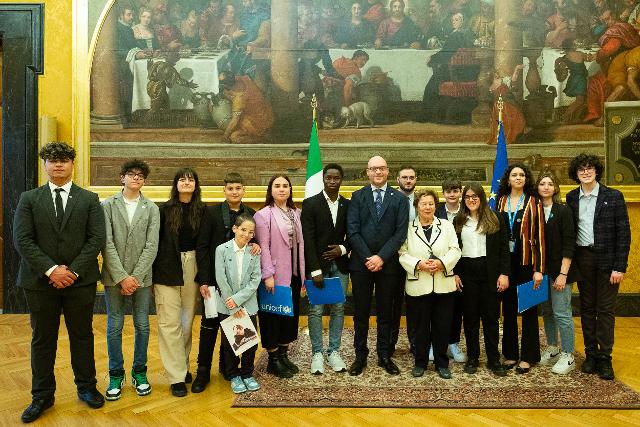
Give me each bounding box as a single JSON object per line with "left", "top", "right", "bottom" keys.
{"left": 1, "top": 315, "right": 639, "bottom": 426}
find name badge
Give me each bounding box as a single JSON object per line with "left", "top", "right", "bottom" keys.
{"left": 509, "top": 240, "right": 516, "bottom": 253}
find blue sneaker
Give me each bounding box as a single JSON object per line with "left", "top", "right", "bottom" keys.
{"left": 230, "top": 376, "right": 247, "bottom": 394}
{"left": 242, "top": 376, "right": 261, "bottom": 392}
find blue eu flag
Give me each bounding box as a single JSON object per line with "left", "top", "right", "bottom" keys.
{"left": 488, "top": 119, "right": 508, "bottom": 210}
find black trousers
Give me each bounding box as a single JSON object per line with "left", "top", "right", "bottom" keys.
{"left": 195, "top": 307, "right": 223, "bottom": 372}
{"left": 449, "top": 289, "right": 464, "bottom": 344}
{"left": 24, "top": 283, "right": 98, "bottom": 399}
{"left": 458, "top": 257, "right": 501, "bottom": 363}
{"left": 501, "top": 261, "right": 540, "bottom": 364}
{"left": 219, "top": 314, "right": 258, "bottom": 379}
{"left": 575, "top": 246, "right": 619, "bottom": 357}
{"left": 407, "top": 292, "right": 454, "bottom": 369}
{"left": 351, "top": 269, "right": 404, "bottom": 361}
{"left": 258, "top": 275, "right": 301, "bottom": 350}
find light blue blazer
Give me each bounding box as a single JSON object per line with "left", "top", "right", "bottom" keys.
{"left": 214, "top": 240, "right": 261, "bottom": 316}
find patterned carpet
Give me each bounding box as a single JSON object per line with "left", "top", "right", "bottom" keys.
{"left": 234, "top": 328, "right": 640, "bottom": 408}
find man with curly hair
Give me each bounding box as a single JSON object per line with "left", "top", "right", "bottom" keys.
{"left": 14, "top": 142, "right": 106, "bottom": 422}
{"left": 566, "top": 153, "right": 631, "bottom": 380}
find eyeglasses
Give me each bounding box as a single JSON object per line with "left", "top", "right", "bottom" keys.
{"left": 125, "top": 172, "right": 146, "bottom": 180}
{"left": 463, "top": 195, "right": 479, "bottom": 201}
{"left": 577, "top": 166, "right": 595, "bottom": 174}
{"left": 368, "top": 166, "right": 388, "bottom": 172}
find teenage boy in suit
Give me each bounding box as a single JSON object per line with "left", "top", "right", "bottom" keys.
{"left": 14, "top": 142, "right": 106, "bottom": 423}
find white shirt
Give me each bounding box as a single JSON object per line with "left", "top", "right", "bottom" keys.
{"left": 405, "top": 191, "right": 416, "bottom": 222}
{"left": 123, "top": 194, "right": 140, "bottom": 225}
{"left": 370, "top": 183, "right": 388, "bottom": 202}
{"left": 48, "top": 180, "right": 73, "bottom": 214}
{"left": 445, "top": 204, "right": 460, "bottom": 223}
{"left": 543, "top": 205, "right": 552, "bottom": 223}
{"left": 460, "top": 217, "right": 487, "bottom": 258}
{"left": 577, "top": 182, "right": 599, "bottom": 246}
{"left": 310, "top": 192, "right": 348, "bottom": 277}
{"left": 233, "top": 239, "right": 246, "bottom": 284}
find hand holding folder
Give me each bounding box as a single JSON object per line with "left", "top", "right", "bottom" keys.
{"left": 304, "top": 277, "right": 346, "bottom": 305}
{"left": 517, "top": 275, "right": 549, "bottom": 313}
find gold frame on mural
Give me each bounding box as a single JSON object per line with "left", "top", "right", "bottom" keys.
{"left": 71, "top": 0, "right": 640, "bottom": 203}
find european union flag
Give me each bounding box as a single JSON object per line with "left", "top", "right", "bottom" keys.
{"left": 488, "top": 119, "right": 508, "bottom": 210}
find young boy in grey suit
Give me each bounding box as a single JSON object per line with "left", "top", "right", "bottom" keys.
{"left": 101, "top": 159, "right": 160, "bottom": 400}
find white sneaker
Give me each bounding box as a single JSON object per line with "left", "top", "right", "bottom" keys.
{"left": 540, "top": 345, "right": 561, "bottom": 366}
{"left": 448, "top": 343, "right": 467, "bottom": 363}
{"left": 310, "top": 352, "right": 324, "bottom": 375}
{"left": 551, "top": 352, "right": 576, "bottom": 375}
{"left": 428, "top": 346, "right": 434, "bottom": 361}
{"left": 327, "top": 351, "right": 347, "bottom": 372}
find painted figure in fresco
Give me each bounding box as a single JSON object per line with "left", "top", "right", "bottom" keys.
{"left": 363, "top": 0, "right": 385, "bottom": 29}
{"left": 179, "top": 10, "right": 200, "bottom": 49}
{"left": 545, "top": 0, "right": 577, "bottom": 48}
{"left": 146, "top": 51, "right": 198, "bottom": 113}
{"left": 605, "top": 45, "right": 640, "bottom": 100}
{"left": 423, "top": 0, "right": 451, "bottom": 48}
{"left": 620, "top": 0, "right": 640, "bottom": 24}
{"left": 152, "top": 3, "right": 182, "bottom": 51}
{"left": 554, "top": 39, "right": 594, "bottom": 123}
{"left": 470, "top": 0, "right": 494, "bottom": 47}
{"left": 375, "top": 0, "right": 423, "bottom": 49}
{"left": 133, "top": 7, "right": 160, "bottom": 51}
{"left": 336, "top": 2, "right": 375, "bottom": 48}
{"left": 510, "top": 0, "right": 546, "bottom": 49}
{"left": 333, "top": 49, "right": 370, "bottom": 106}
{"left": 237, "top": 0, "right": 270, "bottom": 52}
{"left": 489, "top": 65, "right": 527, "bottom": 145}
{"left": 199, "top": 0, "right": 224, "bottom": 47}
{"left": 218, "top": 70, "right": 274, "bottom": 144}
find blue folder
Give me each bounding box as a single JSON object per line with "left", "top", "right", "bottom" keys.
{"left": 258, "top": 282, "right": 294, "bottom": 316}
{"left": 304, "top": 277, "right": 346, "bottom": 305}
{"left": 517, "top": 275, "right": 549, "bottom": 313}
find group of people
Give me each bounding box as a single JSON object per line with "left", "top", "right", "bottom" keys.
{"left": 14, "top": 142, "right": 631, "bottom": 423}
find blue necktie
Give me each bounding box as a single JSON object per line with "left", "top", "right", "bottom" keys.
{"left": 375, "top": 188, "right": 383, "bottom": 220}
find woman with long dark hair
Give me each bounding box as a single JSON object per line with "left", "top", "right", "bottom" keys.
{"left": 153, "top": 168, "right": 207, "bottom": 397}
{"left": 496, "top": 163, "right": 545, "bottom": 374}
{"left": 254, "top": 174, "right": 305, "bottom": 378}
{"left": 452, "top": 183, "right": 509, "bottom": 376}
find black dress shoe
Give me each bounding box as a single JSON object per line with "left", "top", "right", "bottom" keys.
{"left": 377, "top": 357, "right": 400, "bottom": 375}
{"left": 436, "top": 367, "right": 452, "bottom": 379}
{"left": 411, "top": 366, "right": 425, "bottom": 377}
{"left": 21, "top": 397, "right": 54, "bottom": 423}
{"left": 464, "top": 359, "right": 479, "bottom": 374}
{"left": 349, "top": 359, "right": 367, "bottom": 376}
{"left": 77, "top": 389, "right": 105, "bottom": 409}
{"left": 191, "top": 367, "right": 210, "bottom": 393}
{"left": 515, "top": 363, "right": 531, "bottom": 375}
{"left": 184, "top": 372, "right": 193, "bottom": 384}
{"left": 597, "top": 357, "right": 615, "bottom": 380}
{"left": 171, "top": 382, "right": 188, "bottom": 397}
{"left": 266, "top": 352, "right": 293, "bottom": 378}
{"left": 582, "top": 356, "right": 597, "bottom": 374}
{"left": 487, "top": 361, "right": 508, "bottom": 377}
{"left": 502, "top": 361, "right": 517, "bottom": 370}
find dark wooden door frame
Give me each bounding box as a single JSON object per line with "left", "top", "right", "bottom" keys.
{"left": 0, "top": 4, "right": 44, "bottom": 313}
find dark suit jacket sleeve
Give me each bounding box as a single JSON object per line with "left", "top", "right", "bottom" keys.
{"left": 13, "top": 191, "right": 57, "bottom": 275}
{"left": 341, "top": 198, "right": 351, "bottom": 254}
{"left": 613, "top": 190, "right": 631, "bottom": 272}
{"left": 346, "top": 190, "right": 373, "bottom": 260}
{"left": 559, "top": 205, "right": 576, "bottom": 260}
{"left": 196, "top": 207, "right": 214, "bottom": 284}
{"left": 68, "top": 192, "right": 106, "bottom": 278}
{"left": 301, "top": 198, "right": 321, "bottom": 275}
{"left": 377, "top": 194, "right": 409, "bottom": 262}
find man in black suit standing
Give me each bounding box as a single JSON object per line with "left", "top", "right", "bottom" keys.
{"left": 347, "top": 156, "right": 409, "bottom": 376}
{"left": 301, "top": 163, "right": 351, "bottom": 375}
{"left": 566, "top": 153, "right": 631, "bottom": 381}
{"left": 14, "top": 142, "right": 106, "bottom": 423}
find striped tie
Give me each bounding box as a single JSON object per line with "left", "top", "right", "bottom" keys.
{"left": 375, "top": 188, "right": 383, "bottom": 220}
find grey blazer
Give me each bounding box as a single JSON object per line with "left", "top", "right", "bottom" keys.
{"left": 101, "top": 191, "right": 160, "bottom": 287}
{"left": 214, "top": 240, "right": 261, "bottom": 316}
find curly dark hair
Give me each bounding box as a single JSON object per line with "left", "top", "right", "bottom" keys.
{"left": 496, "top": 162, "right": 535, "bottom": 199}
{"left": 264, "top": 174, "right": 296, "bottom": 209}
{"left": 39, "top": 142, "right": 76, "bottom": 162}
{"left": 568, "top": 153, "right": 604, "bottom": 183}
{"left": 120, "top": 159, "right": 150, "bottom": 178}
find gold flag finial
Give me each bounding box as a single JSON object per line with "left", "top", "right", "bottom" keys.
{"left": 311, "top": 93, "right": 318, "bottom": 122}
{"left": 497, "top": 95, "right": 504, "bottom": 123}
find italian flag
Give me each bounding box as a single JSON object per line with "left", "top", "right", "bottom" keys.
{"left": 304, "top": 119, "right": 323, "bottom": 199}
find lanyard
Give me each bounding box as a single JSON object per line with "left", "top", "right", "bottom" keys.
{"left": 507, "top": 193, "right": 525, "bottom": 239}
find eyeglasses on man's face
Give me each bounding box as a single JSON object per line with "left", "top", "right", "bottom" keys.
{"left": 368, "top": 166, "right": 388, "bottom": 173}
{"left": 125, "top": 172, "right": 146, "bottom": 180}
{"left": 577, "top": 166, "right": 595, "bottom": 174}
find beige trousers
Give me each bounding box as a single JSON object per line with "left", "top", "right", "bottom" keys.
{"left": 155, "top": 250, "right": 199, "bottom": 384}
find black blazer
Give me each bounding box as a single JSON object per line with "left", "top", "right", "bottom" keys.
{"left": 196, "top": 201, "right": 256, "bottom": 286}
{"left": 13, "top": 183, "right": 105, "bottom": 290}
{"left": 434, "top": 203, "right": 448, "bottom": 221}
{"left": 301, "top": 192, "right": 351, "bottom": 276}
{"left": 347, "top": 185, "right": 409, "bottom": 273}
{"left": 454, "top": 212, "right": 510, "bottom": 288}
{"left": 543, "top": 203, "right": 577, "bottom": 282}
{"left": 566, "top": 183, "right": 631, "bottom": 273}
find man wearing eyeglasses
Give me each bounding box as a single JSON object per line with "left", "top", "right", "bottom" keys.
{"left": 101, "top": 159, "right": 160, "bottom": 400}
{"left": 566, "top": 153, "right": 630, "bottom": 381}
{"left": 347, "top": 156, "right": 409, "bottom": 376}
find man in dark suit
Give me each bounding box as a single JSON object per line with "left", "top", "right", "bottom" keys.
{"left": 192, "top": 172, "right": 256, "bottom": 391}
{"left": 566, "top": 153, "right": 630, "bottom": 381}
{"left": 347, "top": 156, "right": 409, "bottom": 376}
{"left": 14, "top": 142, "right": 106, "bottom": 423}
{"left": 301, "top": 163, "right": 351, "bottom": 375}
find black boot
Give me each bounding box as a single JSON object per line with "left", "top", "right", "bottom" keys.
{"left": 267, "top": 350, "right": 293, "bottom": 378}
{"left": 191, "top": 366, "right": 210, "bottom": 393}
{"left": 279, "top": 345, "right": 299, "bottom": 374}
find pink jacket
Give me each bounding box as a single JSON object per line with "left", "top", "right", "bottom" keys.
{"left": 254, "top": 206, "right": 305, "bottom": 286}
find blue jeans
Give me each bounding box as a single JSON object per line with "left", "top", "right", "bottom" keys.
{"left": 308, "top": 263, "right": 348, "bottom": 355}
{"left": 541, "top": 279, "right": 575, "bottom": 353}
{"left": 105, "top": 285, "right": 153, "bottom": 372}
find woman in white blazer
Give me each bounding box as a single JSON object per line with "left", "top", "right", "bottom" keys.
{"left": 399, "top": 189, "right": 461, "bottom": 379}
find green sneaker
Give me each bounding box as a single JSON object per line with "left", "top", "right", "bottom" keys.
{"left": 131, "top": 367, "right": 152, "bottom": 396}
{"left": 106, "top": 372, "right": 125, "bottom": 401}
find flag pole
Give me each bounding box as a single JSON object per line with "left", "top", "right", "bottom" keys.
{"left": 497, "top": 94, "right": 503, "bottom": 125}
{"left": 311, "top": 93, "right": 317, "bottom": 123}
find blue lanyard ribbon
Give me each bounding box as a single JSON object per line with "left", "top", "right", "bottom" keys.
{"left": 507, "top": 193, "right": 525, "bottom": 239}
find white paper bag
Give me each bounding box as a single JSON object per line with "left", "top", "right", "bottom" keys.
{"left": 203, "top": 286, "right": 219, "bottom": 319}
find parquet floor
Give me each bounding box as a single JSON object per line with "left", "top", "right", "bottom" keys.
{"left": 0, "top": 314, "right": 639, "bottom": 426}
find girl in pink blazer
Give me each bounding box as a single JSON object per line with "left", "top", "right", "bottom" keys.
{"left": 254, "top": 174, "right": 305, "bottom": 378}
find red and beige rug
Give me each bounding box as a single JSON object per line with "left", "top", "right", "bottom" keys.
{"left": 234, "top": 328, "right": 640, "bottom": 408}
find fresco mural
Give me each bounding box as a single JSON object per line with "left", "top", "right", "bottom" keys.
{"left": 89, "top": 0, "right": 639, "bottom": 185}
